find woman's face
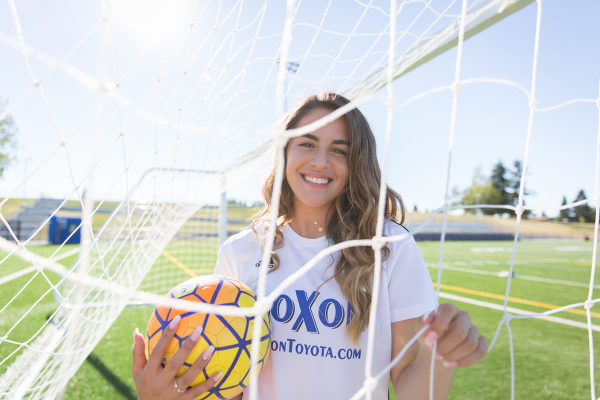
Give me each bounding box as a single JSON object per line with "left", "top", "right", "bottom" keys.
{"left": 285, "top": 107, "right": 350, "bottom": 216}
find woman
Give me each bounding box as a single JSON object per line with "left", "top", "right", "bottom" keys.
{"left": 132, "top": 92, "right": 487, "bottom": 399}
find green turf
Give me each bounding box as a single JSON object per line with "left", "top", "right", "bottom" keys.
{"left": 0, "top": 245, "right": 78, "bottom": 375}
{"left": 1, "top": 240, "right": 599, "bottom": 399}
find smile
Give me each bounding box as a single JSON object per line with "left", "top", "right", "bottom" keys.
{"left": 302, "top": 174, "right": 330, "bottom": 185}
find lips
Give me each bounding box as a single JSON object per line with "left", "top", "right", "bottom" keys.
{"left": 302, "top": 174, "right": 330, "bottom": 185}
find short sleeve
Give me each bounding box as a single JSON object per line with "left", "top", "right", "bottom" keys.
{"left": 214, "top": 241, "right": 238, "bottom": 279}
{"left": 385, "top": 225, "right": 437, "bottom": 322}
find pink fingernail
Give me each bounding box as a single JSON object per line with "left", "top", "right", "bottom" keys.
{"left": 424, "top": 331, "right": 438, "bottom": 348}
{"left": 202, "top": 345, "right": 215, "bottom": 360}
{"left": 133, "top": 328, "right": 139, "bottom": 343}
{"left": 213, "top": 372, "right": 224, "bottom": 382}
{"left": 168, "top": 315, "right": 181, "bottom": 330}
{"left": 443, "top": 361, "right": 458, "bottom": 368}
{"left": 422, "top": 311, "right": 434, "bottom": 323}
{"left": 435, "top": 353, "right": 444, "bottom": 361}
{"left": 190, "top": 326, "right": 203, "bottom": 342}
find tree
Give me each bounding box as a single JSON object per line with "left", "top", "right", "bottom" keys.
{"left": 488, "top": 161, "right": 510, "bottom": 215}
{"left": 460, "top": 160, "right": 531, "bottom": 217}
{"left": 460, "top": 182, "right": 504, "bottom": 215}
{"left": 558, "top": 195, "right": 571, "bottom": 221}
{"left": 490, "top": 161, "right": 509, "bottom": 201}
{"left": 508, "top": 160, "right": 532, "bottom": 218}
{"left": 227, "top": 198, "right": 248, "bottom": 207}
{"left": 573, "top": 189, "right": 595, "bottom": 222}
{"left": 508, "top": 160, "right": 522, "bottom": 204}
{"left": 0, "top": 107, "right": 17, "bottom": 178}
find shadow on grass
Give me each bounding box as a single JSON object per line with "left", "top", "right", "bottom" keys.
{"left": 85, "top": 352, "right": 136, "bottom": 400}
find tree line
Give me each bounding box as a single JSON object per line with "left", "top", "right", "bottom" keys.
{"left": 0, "top": 103, "right": 17, "bottom": 178}
{"left": 458, "top": 160, "right": 531, "bottom": 217}
{"left": 559, "top": 190, "right": 595, "bottom": 223}
{"left": 458, "top": 160, "right": 595, "bottom": 222}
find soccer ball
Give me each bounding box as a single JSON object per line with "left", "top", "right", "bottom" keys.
{"left": 146, "top": 275, "right": 271, "bottom": 399}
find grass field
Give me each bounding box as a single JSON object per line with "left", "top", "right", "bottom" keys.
{"left": 1, "top": 237, "right": 599, "bottom": 399}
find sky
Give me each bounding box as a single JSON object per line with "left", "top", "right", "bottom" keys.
{"left": 0, "top": 0, "right": 599, "bottom": 217}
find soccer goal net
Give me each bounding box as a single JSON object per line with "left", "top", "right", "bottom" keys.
{"left": 0, "top": 0, "right": 599, "bottom": 399}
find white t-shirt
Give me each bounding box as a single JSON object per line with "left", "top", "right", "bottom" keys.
{"left": 214, "top": 220, "right": 437, "bottom": 400}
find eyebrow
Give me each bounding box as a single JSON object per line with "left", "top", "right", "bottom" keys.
{"left": 302, "top": 133, "right": 350, "bottom": 146}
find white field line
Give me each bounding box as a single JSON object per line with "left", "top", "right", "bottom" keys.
{"left": 0, "top": 247, "right": 81, "bottom": 287}
{"left": 429, "top": 264, "right": 599, "bottom": 289}
{"left": 439, "top": 292, "right": 600, "bottom": 332}
{"left": 512, "top": 272, "right": 598, "bottom": 289}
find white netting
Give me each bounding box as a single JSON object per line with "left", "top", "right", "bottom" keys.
{"left": 0, "top": 0, "right": 599, "bottom": 399}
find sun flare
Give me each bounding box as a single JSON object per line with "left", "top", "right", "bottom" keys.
{"left": 109, "top": 0, "right": 188, "bottom": 45}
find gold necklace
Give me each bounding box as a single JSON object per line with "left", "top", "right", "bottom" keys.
{"left": 313, "top": 220, "right": 324, "bottom": 233}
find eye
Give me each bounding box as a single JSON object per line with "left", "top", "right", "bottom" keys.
{"left": 330, "top": 147, "right": 348, "bottom": 156}
{"left": 299, "top": 141, "right": 316, "bottom": 149}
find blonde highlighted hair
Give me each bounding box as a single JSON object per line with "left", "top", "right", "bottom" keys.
{"left": 252, "top": 92, "right": 405, "bottom": 343}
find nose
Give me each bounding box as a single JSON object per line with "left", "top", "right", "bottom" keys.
{"left": 310, "top": 149, "right": 329, "bottom": 168}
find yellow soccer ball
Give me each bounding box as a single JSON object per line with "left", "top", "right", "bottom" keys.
{"left": 146, "top": 275, "right": 271, "bottom": 399}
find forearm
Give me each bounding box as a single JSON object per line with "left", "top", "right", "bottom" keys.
{"left": 392, "top": 344, "right": 454, "bottom": 400}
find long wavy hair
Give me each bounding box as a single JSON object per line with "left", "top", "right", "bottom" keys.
{"left": 252, "top": 92, "right": 405, "bottom": 343}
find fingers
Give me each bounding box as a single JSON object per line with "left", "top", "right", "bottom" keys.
{"left": 132, "top": 328, "right": 147, "bottom": 378}
{"left": 183, "top": 371, "right": 224, "bottom": 400}
{"left": 160, "top": 326, "right": 206, "bottom": 386}
{"left": 178, "top": 345, "right": 222, "bottom": 400}
{"left": 421, "top": 302, "right": 488, "bottom": 368}
{"left": 147, "top": 314, "right": 181, "bottom": 371}
{"left": 132, "top": 316, "right": 222, "bottom": 400}
{"left": 175, "top": 344, "right": 216, "bottom": 389}
{"left": 427, "top": 303, "right": 459, "bottom": 334}
{"left": 159, "top": 324, "right": 222, "bottom": 396}
{"left": 446, "top": 331, "right": 487, "bottom": 367}
{"left": 457, "top": 335, "right": 487, "bottom": 366}
{"left": 420, "top": 303, "right": 458, "bottom": 349}
{"left": 436, "top": 310, "right": 471, "bottom": 355}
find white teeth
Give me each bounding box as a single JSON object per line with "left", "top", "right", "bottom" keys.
{"left": 304, "top": 175, "right": 329, "bottom": 185}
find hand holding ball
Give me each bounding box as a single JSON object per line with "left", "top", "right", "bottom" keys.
{"left": 145, "top": 275, "right": 271, "bottom": 399}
